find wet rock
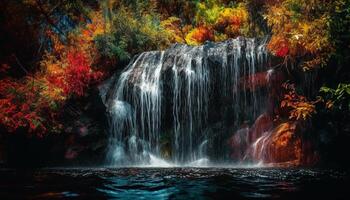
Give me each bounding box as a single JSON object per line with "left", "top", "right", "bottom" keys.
{"left": 48, "top": 88, "right": 109, "bottom": 166}
{"left": 229, "top": 123, "right": 250, "bottom": 160}
{"left": 65, "top": 148, "right": 80, "bottom": 160}
{"left": 101, "top": 37, "right": 283, "bottom": 164}
{"left": 263, "top": 122, "right": 301, "bottom": 164}
{"left": 250, "top": 122, "right": 318, "bottom": 166}
{"left": 248, "top": 113, "right": 273, "bottom": 144}
{"left": 240, "top": 71, "right": 269, "bottom": 91}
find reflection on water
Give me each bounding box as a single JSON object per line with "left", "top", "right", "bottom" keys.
{"left": 0, "top": 168, "right": 348, "bottom": 199}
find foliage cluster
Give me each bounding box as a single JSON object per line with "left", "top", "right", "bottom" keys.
{"left": 320, "top": 84, "right": 350, "bottom": 112}
{"left": 264, "top": 0, "right": 343, "bottom": 70}
{"left": 280, "top": 83, "right": 317, "bottom": 121}
{"left": 161, "top": 0, "right": 251, "bottom": 45}
{"left": 0, "top": 9, "right": 105, "bottom": 135}
{"left": 95, "top": 4, "right": 170, "bottom": 62}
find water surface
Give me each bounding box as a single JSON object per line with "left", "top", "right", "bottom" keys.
{"left": 0, "top": 168, "right": 348, "bottom": 199}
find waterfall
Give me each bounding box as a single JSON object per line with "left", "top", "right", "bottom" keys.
{"left": 100, "top": 37, "right": 270, "bottom": 166}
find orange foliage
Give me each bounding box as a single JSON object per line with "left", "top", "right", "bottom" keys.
{"left": 280, "top": 83, "right": 316, "bottom": 121}
{"left": 185, "top": 26, "right": 214, "bottom": 45}
{"left": 268, "top": 36, "right": 290, "bottom": 57}
{"left": 265, "top": 0, "right": 334, "bottom": 69}
{"left": 215, "top": 7, "right": 249, "bottom": 38}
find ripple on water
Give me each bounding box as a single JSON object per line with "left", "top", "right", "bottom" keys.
{"left": 0, "top": 168, "right": 348, "bottom": 199}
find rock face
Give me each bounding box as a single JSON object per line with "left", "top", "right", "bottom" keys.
{"left": 58, "top": 88, "right": 109, "bottom": 165}
{"left": 101, "top": 37, "right": 280, "bottom": 165}
{"left": 252, "top": 122, "right": 302, "bottom": 164}
{"left": 237, "top": 119, "right": 318, "bottom": 167}
{"left": 99, "top": 37, "right": 320, "bottom": 167}
{"left": 249, "top": 113, "right": 273, "bottom": 144}
{"left": 0, "top": 87, "right": 109, "bottom": 167}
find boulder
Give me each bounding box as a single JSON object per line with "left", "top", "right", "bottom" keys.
{"left": 248, "top": 113, "right": 273, "bottom": 144}
{"left": 251, "top": 122, "right": 318, "bottom": 166}
{"left": 263, "top": 122, "right": 302, "bottom": 164}
{"left": 229, "top": 124, "right": 250, "bottom": 160}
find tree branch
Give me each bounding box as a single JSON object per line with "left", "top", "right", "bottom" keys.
{"left": 35, "top": 0, "right": 66, "bottom": 39}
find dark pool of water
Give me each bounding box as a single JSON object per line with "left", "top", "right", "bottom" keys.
{"left": 0, "top": 168, "right": 348, "bottom": 199}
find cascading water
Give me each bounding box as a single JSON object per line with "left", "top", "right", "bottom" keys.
{"left": 100, "top": 37, "right": 272, "bottom": 166}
